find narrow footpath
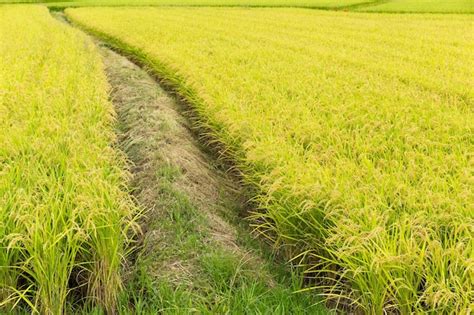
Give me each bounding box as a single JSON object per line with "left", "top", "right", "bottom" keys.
{"left": 98, "top": 40, "right": 327, "bottom": 314}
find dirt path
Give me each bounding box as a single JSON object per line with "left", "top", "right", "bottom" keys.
{"left": 99, "top": 43, "right": 326, "bottom": 314}
{"left": 52, "top": 11, "right": 325, "bottom": 312}
{"left": 100, "top": 42, "right": 257, "bottom": 283}
{"left": 103, "top": 37, "right": 241, "bottom": 261}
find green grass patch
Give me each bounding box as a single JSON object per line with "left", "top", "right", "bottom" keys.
{"left": 0, "top": 5, "right": 136, "bottom": 313}
{"left": 66, "top": 7, "right": 473, "bottom": 313}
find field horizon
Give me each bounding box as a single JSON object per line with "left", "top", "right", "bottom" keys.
{"left": 1, "top": 0, "right": 473, "bottom": 13}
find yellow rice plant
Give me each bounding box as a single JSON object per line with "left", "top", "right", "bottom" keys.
{"left": 0, "top": 6, "right": 135, "bottom": 313}
{"left": 66, "top": 7, "right": 473, "bottom": 313}
{"left": 0, "top": 0, "right": 376, "bottom": 8}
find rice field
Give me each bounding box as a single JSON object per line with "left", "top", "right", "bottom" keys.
{"left": 358, "top": 0, "right": 473, "bottom": 13}
{"left": 0, "top": 6, "right": 135, "bottom": 313}
{"left": 66, "top": 7, "right": 473, "bottom": 313}
{"left": 2, "top": 0, "right": 473, "bottom": 13}
{"left": 0, "top": 0, "right": 374, "bottom": 8}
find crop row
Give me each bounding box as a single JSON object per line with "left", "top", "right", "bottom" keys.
{"left": 1, "top": 0, "right": 472, "bottom": 13}
{"left": 0, "top": 6, "right": 135, "bottom": 313}
{"left": 0, "top": 0, "right": 372, "bottom": 7}
{"left": 66, "top": 7, "right": 473, "bottom": 313}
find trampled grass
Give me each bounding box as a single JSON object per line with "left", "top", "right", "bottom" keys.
{"left": 0, "top": 6, "right": 135, "bottom": 313}
{"left": 66, "top": 7, "right": 474, "bottom": 313}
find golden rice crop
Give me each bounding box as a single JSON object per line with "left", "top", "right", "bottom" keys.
{"left": 66, "top": 7, "right": 473, "bottom": 313}
{"left": 0, "top": 0, "right": 375, "bottom": 7}
{"left": 358, "top": 0, "right": 473, "bottom": 13}
{"left": 0, "top": 6, "right": 135, "bottom": 313}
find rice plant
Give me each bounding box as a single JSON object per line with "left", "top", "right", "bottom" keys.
{"left": 0, "top": 0, "right": 376, "bottom": 8}
{"left": 0, "top": 6, "right": 135, "bottom": 313}
{"left": 66, "top": 7, "right": 474, "bottom": 313}
{"left": 357, "top": 0, "right": 474, "bottom": 13}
